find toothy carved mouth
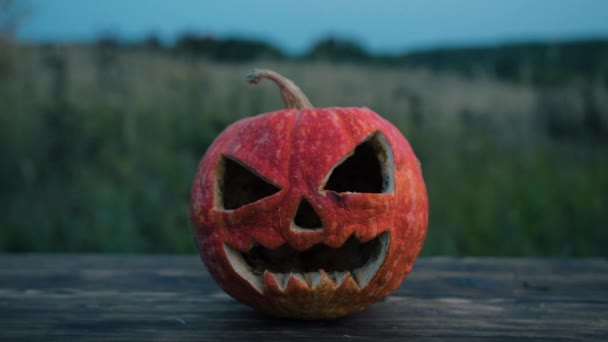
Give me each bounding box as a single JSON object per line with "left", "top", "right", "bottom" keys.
{"left": 224, "top": 232, "right": 389, "bottom": 293}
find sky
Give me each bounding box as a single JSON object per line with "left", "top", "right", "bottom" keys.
{"left": 13, "top": 0, "right": 608, "bottom": 55}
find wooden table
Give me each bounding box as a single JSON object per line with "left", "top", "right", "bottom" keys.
{"left": 1, "top": 255, "right": 606, "bottom": 341}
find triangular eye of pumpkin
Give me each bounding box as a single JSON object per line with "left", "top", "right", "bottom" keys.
{"left": 217, "top": 155, "right": 281, "bottom": 210}
{"left": 323, "top": 131, "right": 394, "bottom": 194}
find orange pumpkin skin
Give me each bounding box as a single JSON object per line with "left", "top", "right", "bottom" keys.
{"left": 191, "top": 104, "right": 428, "bottom": 320}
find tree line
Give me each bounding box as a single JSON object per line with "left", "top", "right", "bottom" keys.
{"left": 91, "top": 34, "right": 608, "bottom": 85}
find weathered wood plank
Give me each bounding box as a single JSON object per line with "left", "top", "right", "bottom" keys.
{"left": 0, "top": 255, "right": 606, "bottom": 341}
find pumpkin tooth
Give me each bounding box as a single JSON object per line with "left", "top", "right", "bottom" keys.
{"left": 331, "top": 271, "right": 349, "bottom": 287}
{"left": 303, "top": 272, "right": 321, "bottom": 288}
{"left": 337, "top": 273, "right": 361, "bottom": 292}
{"left": 286, "top": 273, "right": 308, "bottom": 290}
{"left": 303, "top": 272, "right": 321, "bottom": 289}
{"left": 263, "top": 270, "right": 281, "bottom": 294}
{"left": 327, "top": 271, "right": 338, "bottom": 284}
{"left": 272, "top": 272, "right": 290, "bottom": 291}
{"left": 317, "top": 269, "right": 335, "bottom": 289}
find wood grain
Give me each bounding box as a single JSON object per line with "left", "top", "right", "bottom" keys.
{"left": 0, "top": 255, "right": 606, "bottom": 341}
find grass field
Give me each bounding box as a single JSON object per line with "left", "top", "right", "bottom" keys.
{"left": 1, "top": 43, "right": 607, "bottom": 256}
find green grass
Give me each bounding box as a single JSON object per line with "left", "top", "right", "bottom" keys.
{"left": 0, "top": 44, "right": 606, "bottom": 256}
{"left": 419, "top": 131, "right": 608, "bottom": 256}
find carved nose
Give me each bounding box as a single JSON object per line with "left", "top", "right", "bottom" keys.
{"left": 292, "top": 198, "right": 323, "bottom": 231}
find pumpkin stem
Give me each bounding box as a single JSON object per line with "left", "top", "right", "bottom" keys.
{"left": 247, "top": 69, "right": 313, "bottom": 109}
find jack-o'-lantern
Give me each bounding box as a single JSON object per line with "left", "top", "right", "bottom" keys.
{"left": 191, "top": 69, "right": 428, "bottom": 319}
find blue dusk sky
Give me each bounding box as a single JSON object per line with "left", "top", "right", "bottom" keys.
{"left": 13, "top": 0, "right": 608, "bottom": 54}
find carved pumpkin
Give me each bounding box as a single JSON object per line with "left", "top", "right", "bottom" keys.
{"left": 191, "top": 69, "right": 428, "bottom": 319}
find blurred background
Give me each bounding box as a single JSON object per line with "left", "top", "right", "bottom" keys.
{"left": 1, "top": 0, "right": 607, "bottom": 256}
